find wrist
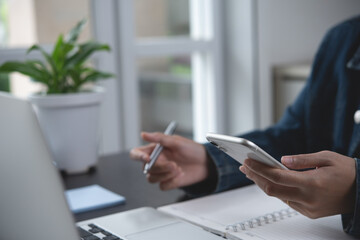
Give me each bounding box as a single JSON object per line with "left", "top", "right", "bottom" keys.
{"left": 180, "top": 146, "right": 218, "bottom": 198}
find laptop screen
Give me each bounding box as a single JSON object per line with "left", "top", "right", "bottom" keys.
{"left": 0, "top": 93, "right": 79, "bottom": 240}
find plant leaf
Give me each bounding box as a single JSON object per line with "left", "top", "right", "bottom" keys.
{"left": 65, "top": 18, "right": 86, "bottom": 44}
{"left": 0, "top": 61, "right": 50, "bottom": 85}
{"left": 65, "top": 42, "right": 111, "bottom": 69}
{"left": 52, "top": 34, "right": 65, "bottom": 69}
{"left": 52, "top": 34, "right": 75, "bottom": 72}
{"left": 0, "top": 19, "right": 114, "bottom": 94}
{"left": 27, "top": 44, "right": 58, "bottom": 76}
{"left": 82, "top": 70, "right": 114, "bottom": 83}
{"left": 52, "top": 34, "right": 64, "bottom": 61}
{"left": 25, "top": 60, "right": 52, "bottom": 78}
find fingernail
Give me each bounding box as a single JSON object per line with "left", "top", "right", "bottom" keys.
{"left": 239, "top": 166, "right": 246, "bottom": 174}
{"left": 282, "top": 156, "right": 293, "bottom": 166}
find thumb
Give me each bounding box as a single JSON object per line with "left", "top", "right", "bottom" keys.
{"left": 281, "top": 152, "right": 331, "bottom": 169}
{"left": 141, "top": 132, "right": 176, "bottom": 148}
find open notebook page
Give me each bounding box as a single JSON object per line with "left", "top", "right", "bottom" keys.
{"left": 158, "top": 185, "right": 352, "bottom": 240}
{"left": 230, "top": 214, "right": 349, "bottom": 240}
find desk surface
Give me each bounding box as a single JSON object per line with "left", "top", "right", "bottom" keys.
{"left": 62, "top": 152, "right": 185, "bottom": 222}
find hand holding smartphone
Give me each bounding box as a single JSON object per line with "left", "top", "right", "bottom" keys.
{"left": 206, "top": 133, "right": 288, "bottom": 170}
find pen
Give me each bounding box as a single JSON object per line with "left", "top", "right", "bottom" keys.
{"left": 143, "top": 121, "right": 177, "bottom": 174}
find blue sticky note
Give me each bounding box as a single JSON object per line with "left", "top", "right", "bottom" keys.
{"left": 65, "top": 184, "right": 126, "bottom": 214}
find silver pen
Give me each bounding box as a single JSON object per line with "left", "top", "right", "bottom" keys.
{"left": 143, "top": 121, "right": 177, "bottom": 174}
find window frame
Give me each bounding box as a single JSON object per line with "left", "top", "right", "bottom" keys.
{"left": 0, "top": 0, "right": 225, "bottom": 153}
{"left": 117, "top": 0, "right": 225, "bottom": 149}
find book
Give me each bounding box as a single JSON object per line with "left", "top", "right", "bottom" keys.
{"left": 158, "top": 184, "right": 353, "bottom": 240}
{"left": 65, "top": 184, "right": 126, "bottom": 214}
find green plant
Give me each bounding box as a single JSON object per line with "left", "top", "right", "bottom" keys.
{"left": 0, "top": 19, "right": 113, "bottom": 94}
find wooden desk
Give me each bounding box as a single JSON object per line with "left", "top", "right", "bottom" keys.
{"left": 62, "top": 152, "right": 185, "bottom": 222}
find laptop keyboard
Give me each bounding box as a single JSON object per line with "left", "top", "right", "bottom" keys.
{"left": 78, "top": 223, "right": 124, "bottom": 240}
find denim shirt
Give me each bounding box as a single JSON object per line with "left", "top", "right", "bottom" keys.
{"left": 201, "top": 16, "right": 360, "bottom": 237}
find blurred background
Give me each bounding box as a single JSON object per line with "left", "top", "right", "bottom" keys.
{"left": 0, "top": 0, "right": 359, "bottom": 156}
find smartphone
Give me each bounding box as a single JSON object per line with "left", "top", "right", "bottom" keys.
{"left": 206, "top": 133, "right": 288, "bottom": 170}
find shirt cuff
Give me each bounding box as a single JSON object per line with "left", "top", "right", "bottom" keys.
{"left": 342, "top": 157, "right": 360, "bottom": 237}
{"left": 181, "top": 142, "right": 253, "bottom": 197}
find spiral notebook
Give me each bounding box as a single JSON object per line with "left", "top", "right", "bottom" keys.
{"left": 158, "top": 185, "right": 353, "bottom": 240}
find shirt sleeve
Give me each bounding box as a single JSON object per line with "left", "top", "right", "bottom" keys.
{"left": 181, "top": 143, "right": 253, "bottom": 197}
{"left": 342, "top": 157, "right": 360, "bottom": 237}
{"left": 186, "top": 21, "right": 333, "bottom": 194}
{"left": 182, "top": 86, "right": 309, "bottom": 196}
{"left": 204, "top": 142, "right": 254, "bottom": 193}
{"left": 202, "top": 85, "right": 308, "bottom": 193}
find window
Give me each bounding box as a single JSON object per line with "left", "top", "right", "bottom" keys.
{"left": 0, "top": 0, "right": 225, "bottom": 153}
{"left": 138, "top": 56, "right": 193, "bottom": 139}
{"left": 118, "top": 0, "right": 224, "bottom": 149}
{"left": 135, "top": 0, "right": 190, "bottom": 38}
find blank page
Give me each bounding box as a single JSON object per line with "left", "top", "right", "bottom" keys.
{"left": 159, "top": 185, "right": 352, "bottom": 240}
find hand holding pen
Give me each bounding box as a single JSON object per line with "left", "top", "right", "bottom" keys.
{"left": 143, "top": 121, "right": 177, "bottom": 174}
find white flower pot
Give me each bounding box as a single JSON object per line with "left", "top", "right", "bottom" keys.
{"left": 28, "top": 87, "right": 104, "bottom": 174}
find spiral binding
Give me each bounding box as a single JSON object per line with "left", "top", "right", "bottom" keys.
{"left": 225, "top": 208, "right": 298, "bottom": 232}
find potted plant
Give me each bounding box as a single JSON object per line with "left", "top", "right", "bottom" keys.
{"left": 0, "top": 19, "right": 114, "bottom": 174}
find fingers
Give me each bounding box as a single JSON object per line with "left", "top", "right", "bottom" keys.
{"left": 146, "top": 158, "right": 177, "bottom": 174}
{"left": 146, "top": 161, "right": 182, "bottom": 190}
{"left": 240, "top": 165, "right": 302, "bottom": 201}
{"left": 241, "top": 151, "right": 357, "bottom": 219}
{"left": 281, "top": 151, "right": 333, "bottom": 169}
{"left": 242, "top": 159, "right": 310, "bottom": 188}
{"left": 129, "top": 143, "right": 156, "bottom": 163}
{"left": 159, "top": 171, "right": 185, "bottom": 190}
{"left": 131, "top": 132, "right": 180, "bottom": 163}
{"left": 240, "top": 164, "right": 314, "bottom": 213}
{"left": 141, "top": 132, "right": 177, "bottom": 148}
{"left": 147, "top": 167, "right": 181, "bottom": 184}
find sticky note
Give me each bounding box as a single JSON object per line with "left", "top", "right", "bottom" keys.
{"left": 65, "top": 184, "right": 126, "bottom": 214}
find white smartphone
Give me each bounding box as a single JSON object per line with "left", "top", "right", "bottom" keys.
{"left": 206, "top": 133, "right": 288, "bottom": 170}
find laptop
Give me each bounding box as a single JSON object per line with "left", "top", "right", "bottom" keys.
{"left": 0, "top": 93, "right": 222, "bottom": 240}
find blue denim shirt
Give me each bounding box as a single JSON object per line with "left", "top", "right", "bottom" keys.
{"left": 201, "top": 16, "right": 360, "bottom": 237}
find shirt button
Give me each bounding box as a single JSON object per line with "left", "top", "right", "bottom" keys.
{"left": 354, "top": 110, "right": 360, "bottom": 124}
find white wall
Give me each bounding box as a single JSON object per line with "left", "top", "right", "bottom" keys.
{"left": 224, "top": 0, "right": 360, "bottom": 135}
{"left": 256, "top": 0, "right": 360, "bottom": 128}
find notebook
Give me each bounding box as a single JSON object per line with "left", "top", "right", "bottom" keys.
{"left": 0, "top": 92, "right": 222, "bottom": 240}
{"left": 65, "top": 184, "right": 126, "bottom": 213}
{"left": 158, "top": 184, "right": 354, "bottom": 240}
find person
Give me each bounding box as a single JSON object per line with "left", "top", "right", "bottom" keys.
{"left": 130, "top": 15, "right": 360, "bottom": 237}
